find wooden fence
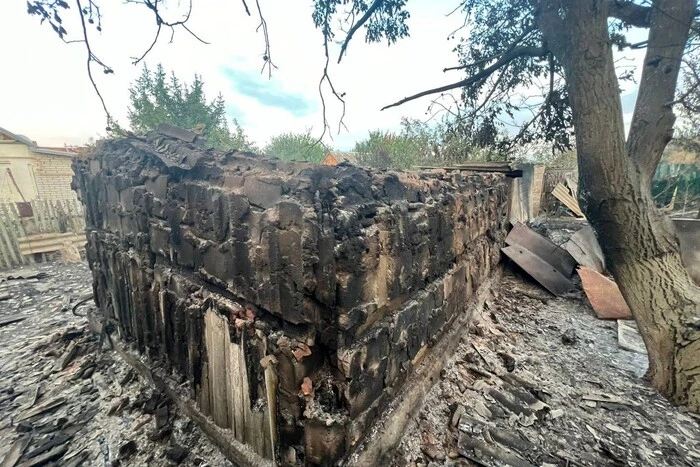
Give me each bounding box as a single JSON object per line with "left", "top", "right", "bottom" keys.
{"left": 0, "top": 199, "right": 87, "bottom": 269}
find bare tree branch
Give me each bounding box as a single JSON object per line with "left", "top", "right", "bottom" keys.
{"left": 75, "top": 0, "right": 112, "bottom": 127}
{"left": 471, "top": 66, "right": 510, "bottom": 117}
{"left": 672, "top": 58, "right": 700, "bottom": 111}
{"left": 446, "top": 1, "right": 468, "bottom": 17}
{"left": 316, "top": 1, "right": 348, "bottom": 143}
{"left": 254, "top": 0, "right": 277, "bottom": 78}
{"left": 443, "top": 26, "right": 536, "bottom": 72}
{"left": 382, "top": 45, "right": 548, "bottom": 110}
{"left": 130, "top": 0, "right": 209, "bottom": 66}
{"left": 338, "top": 0, "right": 384, "bottom": 63}
{"left": 608, "top": 0, "right": 653, "bottom": 28}
{"left": 241, "top": 0, "right": 251, "bottom": 16}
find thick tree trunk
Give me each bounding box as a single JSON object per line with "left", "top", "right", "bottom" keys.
{"left": 537, "top": 0, "right": 700, "bottom": 412}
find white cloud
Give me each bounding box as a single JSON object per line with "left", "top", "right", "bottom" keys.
{"left": 0, "top": 1, "right": 649, "bottom": 150}
{"left": 0, "top": 0, "right": 467, "bottom": 149}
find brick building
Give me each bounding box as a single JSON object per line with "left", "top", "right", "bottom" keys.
{"left": 0, "top": 126, "right": 81, "bottom": 201}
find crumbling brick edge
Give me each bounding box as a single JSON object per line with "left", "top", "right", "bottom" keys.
{"left": 343, "top": 268, "right": 501, "bottom": 466}
{"left": 93, "top": 267, "right": 501, "bottom": 467}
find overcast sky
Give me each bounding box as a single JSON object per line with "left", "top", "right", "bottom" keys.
{"left": 0, "top": 0, "right": 645, "bottom": 149}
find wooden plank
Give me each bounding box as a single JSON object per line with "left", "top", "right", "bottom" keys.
{"left": 415, "top": 165, "right": 522, "bottom": 177}
{"left": 0, "top": 216, "right": 14, "bottom": 269}
{"left": 199, "top": 361, "right": 211, "bottom": 416}
{"left": 8, "top": 202, "right": 31, "bottom": 264}
{"left": 114, "top": 344, "right": 273, "bottom": 467}
{"left": 205, "top": 309, "right": 230, "bottom": 429}
{"left": 16, "top": 232, "right": 78, "bottom": 242}
{"left": 567, "top": 225, "right": 605, "bottom": 273}
{"left": 501, "top": 245, "right": 575, "bottom": 296}
{"left": 552, "top": 183, "right": 585, "bottom": 218}
{"left": 54, "top": 200, "right": 66, "bottom": 231}
{"left": 34, "top": 200, "right": 46, "bottom": 232}
{"left": 617, "top": 320, "right": 647, "bottom": 354}
{"left": 47, "top": 200, "right": 60, "bottom": 232}
{"left": 0, "top": 315, "right": 26, "bottom": 328}
{"left": 673, "top": 218, "right": 700, "bottom": 286}
{"left": 41, "top": 200, "right": 51, "bottom": 231}
{"left": 205, "top": 309, "right": 271, "bottom": 458}
{"left": 0, "top": 202, "right": 25, "bottom": 265}
{"left": 17, "top": 233, "right": 86, "bottom": 255}
{"left": 505, "top": 223, "right": 576, "bottom": 277}
{"left": 32, "top": 200, "right": 41, "bottom": 232}
{"left": 0, "top": 435, "right": 32, "bottom": 467}
{"left": 0, "top": 211, "right": 20, "bottom": 266}
{"left": 64, "top": 200, "right": 78, "bottom": 233}
{"left": 263, "top": 364, "right": 278, "bottom": 461}
{"left": 228, "top": 334, "right": 246, "bottom": 441}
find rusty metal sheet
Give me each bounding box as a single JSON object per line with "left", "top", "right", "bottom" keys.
{"left": 501, "top": 245, "right": 575, "bottom": 296}
{"left": 566, "top": 225, "right": 605, "bottom": 273}
{"left": 505, "top": 222, "right": 576, "bottom": 277}
{"left": 578, "top": 267, "right": 631, "bottom": 320}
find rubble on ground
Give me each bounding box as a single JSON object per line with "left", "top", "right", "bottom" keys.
{"left": 394, "top": 270, "right": 700, "bottom": 466}
{"left": 2, "top": 218, "right": 699, "bottom": 466}
{"left": 0, "top": 262, "right": 231, "bottom": 467}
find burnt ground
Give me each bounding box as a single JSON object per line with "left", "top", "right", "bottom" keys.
{"left": 0, "top": 262, "right": 231, "bottom": 467}
{"left": 393, "top": 270, "right": 700, "bottom": 466}
{"left": 2, "top": 248, "right": 700, "bottom": 466}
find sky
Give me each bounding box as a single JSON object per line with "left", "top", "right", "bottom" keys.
{"left": 0, "top": 0, "right": 646, "bottom": 150}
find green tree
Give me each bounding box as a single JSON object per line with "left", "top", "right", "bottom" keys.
{"left": 355, "top": 118, "right": 507, "bottom": 170}
{"left": 128, "top": 64, "right": 257, "bottom": 152}
{"left": 263, "top": 131, "right": 328, "bottom": 163}
{"left": 354, "top": 129, "right": 420, "bottom": 170}
{"left": 401, "top": 117, "right": 508, "bottom": 164}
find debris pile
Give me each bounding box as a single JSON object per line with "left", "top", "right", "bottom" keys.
{"left": 0, "top": 262, "right": 230, "bottom": 466}
{"left": 72, "top": 127, "right": 511, "bottom": 464}
{"left": 394, "top": 270, "right": 700, "bottom": 466}
{"left": 502, "top": 221, "right": 647, "bottom": 355}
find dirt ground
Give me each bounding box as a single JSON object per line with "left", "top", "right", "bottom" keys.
{"left": 0, "top": 262, "right": 231, "bottom": 467}
{"left": 2, "top": 240, "right": 700, "bottom": 466}
{"left": 393, "top": 271, "right": 700, "bottom": 466}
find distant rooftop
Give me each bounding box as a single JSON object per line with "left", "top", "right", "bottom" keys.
{"left": 0, "top": 126, "right": 84, "bottom": 157}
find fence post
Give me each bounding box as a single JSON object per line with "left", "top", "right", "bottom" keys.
{"left": 0, "top": 203, "right": 21, "bottom": 267}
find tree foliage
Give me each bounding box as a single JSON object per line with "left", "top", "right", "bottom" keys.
{"left": 355, "top": 117, "right": 506, "bottom": 170}
{"left": 677, "top": 51, "right": 700, "bottom": 148}
{"left": 354, "top": 128, "right": 421, "bottom": 170}
{"left": 263, "top": 131, "right": 328, "bottom": 163}
{"left": 128, "top": 64, "right": 257, "bottom": 152}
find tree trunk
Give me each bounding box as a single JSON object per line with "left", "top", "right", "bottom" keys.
{"left": 537, "top": 0, "right": 700, "bottom": 412}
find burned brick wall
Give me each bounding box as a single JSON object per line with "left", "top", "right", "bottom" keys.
{"left": 73, "top": 129, "right": 510, "bottom": 465}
